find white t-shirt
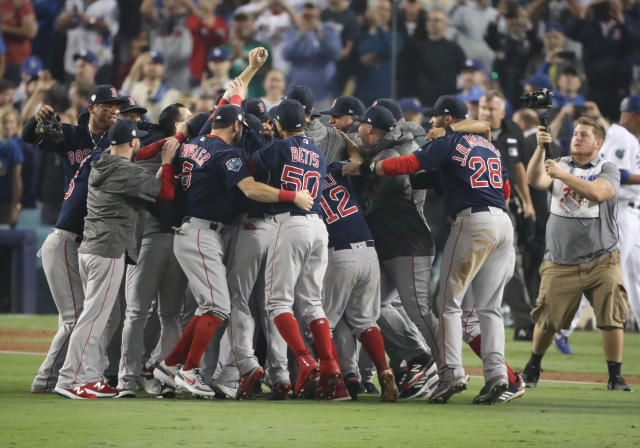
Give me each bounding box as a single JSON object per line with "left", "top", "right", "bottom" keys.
{"left": 253, "top": 10, "right": 292, "bottom": 73}
{"left": 599, "top": 123, "right": 640, "bottom": 203}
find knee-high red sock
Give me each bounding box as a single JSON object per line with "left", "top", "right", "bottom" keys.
{"left": 165, "top": 315, "right": 201, "bottom": 366}
{"left": 359, "top": 327, "right": 389, "bottom": 373}
{"left": 309, "top": 318, "right": 334, "bottom": 362}
{"left": 274, "top": 313, "right": 310, "bottom": 357}
{"left": 468, "top": 334, "right": 518, "bottom": 385}
{"left": 183, "top": 314, "right": 223, "bottom": 371}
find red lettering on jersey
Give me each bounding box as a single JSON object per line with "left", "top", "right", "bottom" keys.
{"left": 311, "top": 152, "right": 319, "bottom": 168}
{"left": 323, "top": 173, "right": 337, "bottom": 189}
{"left": 291, "top": 146, "right": 299, "bottom": 162}
{"left": 452, "top": 144, "right": 470, "bottom": 166}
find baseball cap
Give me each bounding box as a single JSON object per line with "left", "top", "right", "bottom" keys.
{"left": 212, "top": 104, "right": 248, "bottom": 126}
{"left": 545, "top": 22, "right": 564, "bottom": 34}
{"left": 398, "top": 97, "right": 422, "bottom": 114}
{"left": 354, "top": 105, "right": 396, "bottom": 131}
{"left": 88, "top": 85, "right": 128, "bottom": 106}
{"left": 73, "top": 50, "right": 99, "bottom": 67}
{"left": 521, "top": 73, "right": 553, "bottom": 90}
{"left": 456, "top": 86, "right": 485, "bottom": 103}
{"left": 149, "top": 51, "right": 165, "bottom": 64}
{"left": 462, "top": 59, "right": 484, "bottom": 72}
{"left": 425, "top": 95, "right": 468, "bottom": 118}
{"left": 108, "top": 119, "right": 147, "bottom": 146}
{"left": 372, "top": 99, "right": 403, "bottom": 121}
{"left": 320, "top": 96, "right": 365, "bottom": 117}
{"left": 274, "top": 99, "right": 306, "bottom": 131}
{"left": 207, "top": 47, "right": 230, "bottom": 62}
{"left": 285, "top": 85, "right": 314, "bottom": 115}
{"left": 243, "top": 98, "right": 269, "bottom": 121}
{"left": 119, "top": 96, "right": 148, "bottom": 115}
{"left": 620, "top": 96, "right": 640, "bottom": 114}
{"left": 245, "top": 113, "right": 264, "bottom": 132}
{"left": 22, "top": 56, "right": 43, "bottom": 78}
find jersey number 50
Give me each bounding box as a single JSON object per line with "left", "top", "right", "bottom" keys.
{"left": 280, "top": 164, "right": 321, "bottom": 198}
{"left": 469, "top": 157, "right": 503, "bottom": 189}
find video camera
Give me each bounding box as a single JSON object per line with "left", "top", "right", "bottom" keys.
{"left": 35, "top": 113, "right": 64, "bottom": 144}
{"left": 520, "top": 89, "right": 554, "bottom": 158}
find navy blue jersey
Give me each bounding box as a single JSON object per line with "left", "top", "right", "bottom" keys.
{"left": 234, "top": 128, "right": 272, "bottom": 218}
{"left": 414, "top": 133, "right": 508, "bottom": 216}
{"left": 175, "top": 134, "right": 252, "bottom": 224}
{"left": 39, "top": 122, "right": 111, "bottom": 185}
{"left": 321, "top": 161, "right": 373, "bottom": 248}
{"left": 55, "top": 149, "right": 105, "bottom": 235}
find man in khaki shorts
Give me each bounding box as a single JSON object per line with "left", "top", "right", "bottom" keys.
{"left": 524, "top": 117, "right": 632, "bottom": 392}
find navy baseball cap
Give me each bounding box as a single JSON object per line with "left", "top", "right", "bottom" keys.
{"left": 372, "top": 99, "right": 403, "bottom": 121}
{"left": 398, "top": 97, "right": 422, "bottom": 114}
{"left": 88, "top": 85, "right": 128, "bottom": 106}
{"left": 245, "top": 113, "right": 264, "bottom": 132}
{"left": 119, "top": 96, "right": 148, "bottom": 115}
{"left": 545, "top": 22, "right": 564, "bottom": 33}
{"left": 207, "top": 47, "right": 230, "bottom": 61}
{"left": 462, "top": 59, "right": 484, "bottom": 72}
{"left": 521, "top": 73, "right": 553, "bottom": 90}
{"left": 212, "top": 104, "right": 248, "bottom": 126}
{"left": 320, "top": 96, "right": 365, "bottom": 117}
{"left": 149, "top": 51, "right": 165, "bottom": 64}
{"left": 108, "top": 119, "right": 147, "bottom": 146}
{"left": 621, "top": 96, "right": 640, "bottom": 114}
{"left": 355, "top": 106, "right": 396, "bottom": 131}
{"left": 274, "top": 99, "right": 306, "bottom": 131}
{"left": 285, "top": 85, "right": 314, "bottom": 114}
{"left": 22, "top": 56, "right": 43, "bottom": 78}
{"left": 425, "top": 95, "right": 468, "bottom": 118}
{"left": 243, "top": 98, "right": 269, "bottom": 121}
{"left": 73, "top": 50, "right": 99, "bottom": 67}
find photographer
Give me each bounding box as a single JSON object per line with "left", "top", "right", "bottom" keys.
{"left": 523, "top": 117, "right": 632, "bottom": 392}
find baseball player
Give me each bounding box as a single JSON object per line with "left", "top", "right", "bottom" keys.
{"left": 54, "top": 119, "right": 178, "bottom": 399}
{"left": 345, "top": 96, "right": 515, "bottom": 405}
{"left": 153, "top": 99, "right": 314, "bottom": 398}
{"left": 247, "top": 98, "right": 342, "bottom": 399}
{"left": 320, "top": 159, "right": 399, "bottom": 402}
{"left": 598, "top": 96, "right": 640, "bottom": 327}
{"left": 320, "top": 96, "right": 366, "bottom": 144}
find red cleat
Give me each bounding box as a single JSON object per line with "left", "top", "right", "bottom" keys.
{"left": 236, "top": 367, "right": 265, "bottom": 400}
{"left": 295, "top": 355, "right": 320, "bottom": 397}
{"left": 316, "top": 360, "right": 342, "bottom": 400}
{"left": 328, "top": 383, "right": 351, "bottom": 402}
{"left": 82, "top": 381, "right": 118, "bottom": 398}
{"left": 54, "top": 385, "right": 97, "bottom": 400}
{"left": 269, "top": 382, "right": 292, "bottom": 400}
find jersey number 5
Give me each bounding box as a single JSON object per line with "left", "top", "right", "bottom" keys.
{"left": 469, "top": 157, "right": 503, "bottom": 189}
{"left": 281, "top": 164, "right": 321, "bottom": 198}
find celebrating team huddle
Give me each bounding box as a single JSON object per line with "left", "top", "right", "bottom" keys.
{"left": 25, "top": 47, "right": 630, "bottom": 406}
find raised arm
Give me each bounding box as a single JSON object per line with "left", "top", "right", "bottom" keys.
{"left": 526, "top": 126, "right": 553, "bottom": 190}
{"left": 427, "top": 119, "right": 491, "bottom": 141}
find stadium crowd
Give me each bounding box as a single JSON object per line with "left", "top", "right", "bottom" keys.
{"left": 0, "top": 0, "right": 638, "bottom": 400}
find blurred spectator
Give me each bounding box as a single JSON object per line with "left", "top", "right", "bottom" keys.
{"left": 529, "top": 22, "right": 577, "bottom": 86}
{"left": 187, "top": 0, "right": 229, "bottom": 83}
{"left": 0, "top": 80, "right": 15, "bottom": 111}
{"left": 13, "top": 55, "right": 41, "bottom": 109}
{"left": 398, "top": 97, "right": 423, "bottom": 124}
{"left": 449, "top": 0, "right": 497, "bottom": 72}
{"left": 398, "top": 8, "right": 464, "bottom": 106}
{"left": 227, "top": 11, "right": 271, "bottom": 98}
{"left": 57, "top": 0, "right": 119, "bottom": 84}
{"left": 0, "top": 0, "right": 38, "bottom": 85}
{"left": 322, "top": 0, "right": 360, "bottom": 95}
{"left": 398, "top": 0, "right": 427, "bottom": 40}
{"left": 521, "top": 73, "right": 553, "bottom": 94}
{"left": 18, "top": 70, "right": 55, "bottom": 123}
{"left": 72, "top": 50, "right": 98, "bottom": 87}
{"left": 0, "top": 108, "right": 24, "bottom": 227}
{"left": 261, "top": 68, "right": 285, "bottom": 110}
{"left": 548, "top": 65, "right": 586, "bottom": 154}
{"left": 0, "top": 33, "right": 5, "bottom": 80}
{"left": 486, "top": 1, "right": 542, "bottom": 108}
{"left": 121, "top": 51, "right": 181, "bottom": 123}
{"left": 67, "top": 80, "right": 92, "bottom": 122}
{"left": 354, "top": 0, "right": 401, "bottom": 107}
{"left": 194, "top": 95, "right": 215, "bottom": 113}
{"left": 253, "top": 0, "right": 298, "bottom": 73}
{"left": 30, "top": 0, "right": 64, "bottom": 68}
{"left": 115, "top": 31, "right": 149, "bottom": 88}
{"left": 282, "top": 2, "right": 341, "bottom": 109}
{"left": 200, "top": 46, "right": 232, "bottom": 97}
{"left": 141, "top": 0, "right": 194, "bottom": 91}
{"left": 565, "top": 0, "right": 634, "bottom": 120}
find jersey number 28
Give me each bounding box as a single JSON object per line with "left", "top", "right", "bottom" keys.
{"left": 469, "top": 157, "right": 503, "bottom": 189}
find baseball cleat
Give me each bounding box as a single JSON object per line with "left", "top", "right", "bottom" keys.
{"left": 554, "top": 335, "right": 572, "bottom": 355}
{"left": 428, "top": 377, "right": 467, "bottom": 404}
{"left": 31, "top": 383, "right": 54, "bottom": 394}
{"left": 496, "top": 373, "right": 525, "bottom": 403}
{"left": 212, "top": 381, "right": 237, "bottom": 399}
{"left": 608, "top": 376, "right": 633, "bottom": 392}
{"left": 54, "top": 385, "right": 97, "bottom": 400}
{"left": 362, "top": 380, "right": 379, "bottom": 395}
{"left": 316, "top": 360, "right": 342, "bottom": 400}
{"left": 153, "top": 361, "right": 179, "bottom": 389}
{"left": 521, "top": 362, "right": 542, "bottom": 389}
{"left": 294, "top": 355, "right": 320, "bottom": 397}
{"left": 268, "top": 382, "right": 292, "bottom": 400}
{"left": 83, "top": 381, "right": 118, "bottom": 398}
{"left": 379, "top": 369, "right": 399, "bottom": 402}
{"left": 473, "top": 377, "right": 509, "bottom": 405}
{"left": 175, "top": 368, "right": 216, "bottom": 398}
{"left": 115, "top": 389, "right": 136, "bottom": 398}
{"left": 344, "top": 373, "right": 360, "bottom": 401}
{"left": 328, "top": 383, "right": 351, "bottom": 401}
{"left": 236, "top": 367, "right": 266, "bottom": 400}
{"left": 401, "top": 361, "right": 439, "bottom": 399}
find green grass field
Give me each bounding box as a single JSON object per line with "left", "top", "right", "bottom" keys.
{"left": 0, "top": 315, "right": 638, "bottom": 448}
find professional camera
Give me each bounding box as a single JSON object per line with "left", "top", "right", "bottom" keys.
{"left": 520, "top": 88, "right": 554, "bottom": 109}
{"left": 35, "top": 113, "right": 64, "bottom": 144}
